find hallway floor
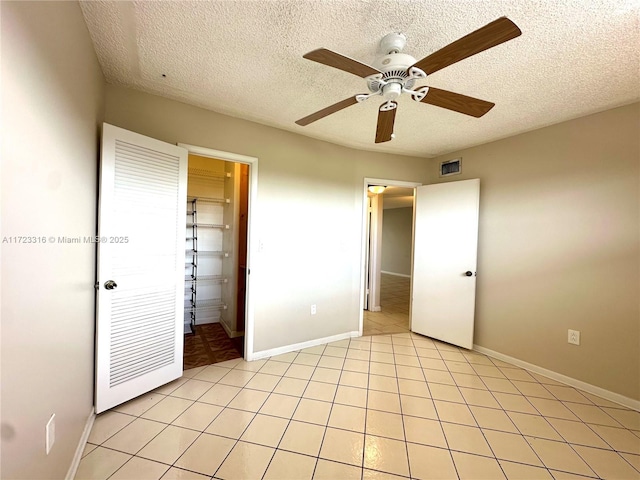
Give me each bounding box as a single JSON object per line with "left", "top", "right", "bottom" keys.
{"left": 364, "top": 274, "right": 411, "bottom": 336}
{"left": 77, "top": 333, "right": 640, "bottom": 480}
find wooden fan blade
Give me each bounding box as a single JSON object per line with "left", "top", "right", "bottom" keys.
{"left": 303, "top": 48, "right": 381, "bottom": 78}
{"left": 412, "top": 17, "right": 521, "bottom": 75}
{"left": 375, "top": 102, "right": 397, "bottom": 143}
{"left": 295, "top": 96, "right": 361, "bottom": 126}
{"left": 420, "top": 87, "right": 495, "bottom": 117}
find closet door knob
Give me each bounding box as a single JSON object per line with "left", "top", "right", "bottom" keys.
{"left": 464, "top": 271, "right": 473, "bottom": 277}
{"left": 104, "top": 280, "right": 118, "bottom": 290}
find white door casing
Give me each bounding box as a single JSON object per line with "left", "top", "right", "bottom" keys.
{"left": 177, "top": 143, "right": 258, "bottom": 360}
{"left": 411, "top": 179, "right": 480, "bottom": 350}
{"left": 364, "top": 196, "right": 372, "bottom": 310}
{"left": 368, "top": 194, "right": 383, "bottom": 312}
{"left": 95, "top": 123, "right": 187, "bottom": 413}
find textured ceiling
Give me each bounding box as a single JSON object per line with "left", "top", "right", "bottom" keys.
{"left": 80, "top": 0, "right": 639, "bottom": 158}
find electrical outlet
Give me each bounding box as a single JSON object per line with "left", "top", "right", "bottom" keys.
{"left": 45, "top": 414, "right": 55, "bottom": 454}
{"left": 311, "top": 304, "right": 317, "bottom": 315}
{"left": 568, "top": 329, "right": 580, "bottom": 346}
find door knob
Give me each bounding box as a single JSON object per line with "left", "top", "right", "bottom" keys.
{"left": 465, "top": 271, "right": 473, "bottom": 277}
{"left": 104, "top": 280, "right": 118, "bottom": 290}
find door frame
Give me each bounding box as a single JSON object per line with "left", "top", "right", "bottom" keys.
{"left": 363, "top": 196, "right": 372, "bottom": 310}
{"left": 358, "top": 177, "right": 422, "bottom": 335}
{"left": 368, "top": 193, "right": 383, "bottom": 312}
{"left": 178, "top": 143, "right": 258, "bottom": 360}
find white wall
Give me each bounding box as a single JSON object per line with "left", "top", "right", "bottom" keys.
{"left": 104, "top": 85, "right": 431, "bottom": 354}
{"left": 0, "top": 2, "right": 105, "bottom": 478}
{"left": 381, "top": 207, "right": 413, "bottom": 276}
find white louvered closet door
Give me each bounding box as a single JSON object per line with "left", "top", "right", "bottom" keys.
{"left": 96, "top": 123, "right": 187, "bottom": 413}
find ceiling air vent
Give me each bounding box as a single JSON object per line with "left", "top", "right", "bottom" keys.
{"left": 440, "top": 158, "right": 462, "bottom": 177}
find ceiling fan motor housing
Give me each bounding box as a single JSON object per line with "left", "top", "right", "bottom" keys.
{"left": 378, "top": 32, "right": 407, "bottom": 54}
{"left": 368, "top": 52, "right": 418, "bottom": 93}
{"left": 382, "top": 83, "right": 402, "bottom": 100}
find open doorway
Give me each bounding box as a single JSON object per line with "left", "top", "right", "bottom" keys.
{"left": 183, "top": 154, "right": 248, "bottom": 368}
{"left": 178, "top": 143, "right": 258, "bottom": 367}
{"left": 361, "top": 179, "right": 421, "bottom": 336}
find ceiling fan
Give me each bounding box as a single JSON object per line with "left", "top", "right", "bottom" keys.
{"left": 295, "top": 17, "right": 521, "bottom": 143}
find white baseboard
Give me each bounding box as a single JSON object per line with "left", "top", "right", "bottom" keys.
{"left": 381, "top": 271, "right": 411, "bottom": 278}
{"left": 250, "top": 331, "right": 360, "bottom": 361}
{"left": 369, "top": 306, "right": 382, "bottom": 312}
{"left": 219, "top": 316, "right": 243, "bottom": 338}
{"left": 65, "top": 406, "right": 95, "bottom": 480}
{"left": 473, "top": 345, "right": 640, "bottom": 412}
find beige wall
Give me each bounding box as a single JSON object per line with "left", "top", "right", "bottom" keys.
{"left": 0, "top": 2, "right": 105, "bottom": 478}
{"left": 104, "top": 85, "right": 430, "bottom": 353}
{"left": 381, "top": 207, "right": 413, "bottom": 276}
{"left": 431, "top": 103, "right": 640, "bottom": 401}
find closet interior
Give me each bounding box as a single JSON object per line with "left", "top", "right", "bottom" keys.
{"left": 183, "top": 154, "right": 248, "bottom": 368}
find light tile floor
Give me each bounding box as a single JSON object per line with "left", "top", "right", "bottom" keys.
{"left": 77, "top": 333, "right": 640, "bottom": 480}
{"left": 364, "top": 274, "right": 410, "bottom": 336}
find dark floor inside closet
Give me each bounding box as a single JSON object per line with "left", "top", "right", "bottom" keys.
{"left": 183, "top": 324, "right": 243, "bottom": 370}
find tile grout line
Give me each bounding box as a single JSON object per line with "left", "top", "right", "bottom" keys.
{"left": 396, "top": 333, "right": 419, "bottom": 479}
{"left": 455, "top": 351, "right": 606, "bottom": 478}
{"left": 468, "top": 348, "right": 602, "bottom": 478}
{"left": 313, "top": 339, "right": 359, "bottom": 478}
{"left": 93, "top": 383, "right": 200, "bottom": 474}
{"left": 230, "top": 354, "right": 307, "bottom": 480}
{"left": 358, "top": 336, "right": 373, "bottom": 480}
{"left": 262, "top": 344, "right": 328, "bottom": 480}
{"left": 210, "top": 394, "right": 637, "bottom": 478}
{"left": 459, "top": 345, "right": 518, "bottom": 476}
{"left": 86, "top": 333, "right": 640, "bottom": 480}
{"left": 413, "top": 334, "right": 462, "bottom": 480}
{"left": 514, "top": 383, "right": 617, "bottom": 477}
{"left": 91, "top": 408, "right": 177, "bottom": 479}
{"left": 442, "top": 343, "right": 533, "bottom": 479}
{"left": 167, "top": 359, "right": 256, "bottom": 479}
{"left": 424, "top": 346, "right": 604, "bottom": 477}
{"left": 437, "top": 340, "right": 591, "bottom": 477}
{"left": 191, "top": 358, "right": 266, "bottom": 479}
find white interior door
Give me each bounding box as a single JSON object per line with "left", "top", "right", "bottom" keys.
{"left": 411, "top": 179, "right": 480, "bottom": 350}
{"left": 96, "top": 123, "right": 187, "bottom": 413}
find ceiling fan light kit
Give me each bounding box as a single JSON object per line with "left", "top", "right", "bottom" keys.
{"left": 295, "top": 17, "right": 522, "bottom": 144}
{"left": 368, "top": 185, "right": 387, "bottom": 194}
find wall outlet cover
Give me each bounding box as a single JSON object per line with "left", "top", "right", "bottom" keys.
{"left": 568, "top": 329, "right": 580, "bottom": 346}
